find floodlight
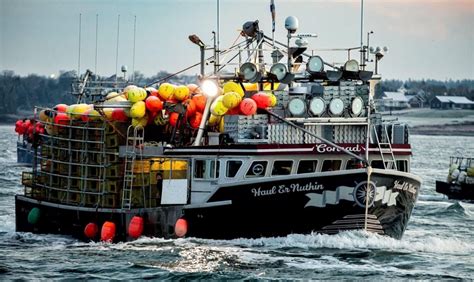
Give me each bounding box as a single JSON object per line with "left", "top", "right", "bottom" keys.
{"left": 201, "top": 79, "right": 219, "bottom": 98}
{"left": 306, "top": 56, "right": 324, "bottom": 74}
{"left": 239, "top": 62, "right": 261, "bottom": 82}
{"left": 288, "top": 97, "right": 306, "bottom": 117}
{"left": 344, "top": 59, "right": 359, "bottom": 72}
{"left": 329, "top": 98, "right": 344, "bottom": 116}
{"left": 309, "top": 97, "right": 326, "bottom": 116}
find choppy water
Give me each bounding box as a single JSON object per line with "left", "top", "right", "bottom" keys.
{"left": 0, "top": 125, "right": 473, "bottom": 279}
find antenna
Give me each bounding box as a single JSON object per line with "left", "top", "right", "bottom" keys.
{"left": 360, "top": 0, "right": 364, "bottom": 67}
{"left": 216, "top": 0, "right": 220, "bottom": 74}
{"left": 270, "top": 0, "right": 276, "bottom": 47}
{"left": 95, "top": 14, "right": 99, "bottom": 75}
{"left": 115, "top": 14, "right": 120, "bottom": 82}
{"left": 77, "top": 13, "right": 82, "bottom": 76}
{"left": 132, "top": 15, "right": 137, "bottom": 82}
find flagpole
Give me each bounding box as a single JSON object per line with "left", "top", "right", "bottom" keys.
{"left": 270, "top": 0, "right": 276, "bottom": 48}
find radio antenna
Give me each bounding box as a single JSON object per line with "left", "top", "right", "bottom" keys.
{"left": 95, "top": 14, "right": 99, "bottom": 75}
{"left": 132, "top": 15, "right": 137, "bottom": 82}
{"left": 115, "top": 14, "right": 121, "bottom": 83}
{"left": 77, "top": 13, "right": 82, "bottom": 77}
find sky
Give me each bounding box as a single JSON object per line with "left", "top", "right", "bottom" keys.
{"left": 0, "top": 0, "right": 473, "bottom": 81}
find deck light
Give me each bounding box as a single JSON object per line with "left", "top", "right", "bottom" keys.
{"left": 201, "top": 79, "right": 219, "bottom": 98}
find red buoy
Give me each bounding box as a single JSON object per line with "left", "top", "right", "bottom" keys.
{"left": 174, "top": 218, "right": 188, "bottom": 238}
{"left": 128, "top": 216, "right": 144, "bottom": 239}
{"left": 100, "top": 221, "right": 116, "bottom": 242}
{"left": 84, "top": 222, "right": 99, "bottom": 239}
{"left": 189, "top": 112, "right": 202, "bottom": 129}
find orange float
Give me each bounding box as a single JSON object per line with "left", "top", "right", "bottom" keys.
{"left": 169, "top": 112, "right": 180, "bottom": 127}
{"left": 145, "top": 96, "right": 163, "bottom": 112}
{"left": 84, "top": 222, "right": 98, "bottom": 239}
{"left": 191, "top": 94, "right": 206, "bottom": 113}
{"left": 100, "top": 221, "right": 116, "bottom": 242}
{"left": 240, "top": 98, "right": 257, "bottom": 115}
{"left": 189, "top": 112, "right": 203, "bottom": 129}
{"left": 128, "top": 216, "right": 144, "bottom": 239}
{"left": 174, "top": 218, "right": 188, "bottom": 238}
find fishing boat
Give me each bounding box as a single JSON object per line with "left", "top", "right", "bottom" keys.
{"left": 15, "top": 10, "right": 421, "bottom": 242}
{"left": 436, "top": 156, "right": 474, "bottom": 201}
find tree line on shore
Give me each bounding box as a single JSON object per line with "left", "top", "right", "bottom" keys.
{"left": 0, "top": 69, "right": 473, "bottom": 120}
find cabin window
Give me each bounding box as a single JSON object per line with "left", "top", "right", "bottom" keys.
{"left": 272, "top": 160, "right": 293, "bottom": 176}
{"left": 297, "top": 160, "right": 318, "bottom": 174}
{"left": 194, "top": 159, "right": 220, "bottom": 179}
{"left": 321, "top": 160, "right": 342, "bottom": 172}
{"left": 346, "top": 159, "right": 364, "bottom": 170}
{"left": 226, "top": 160, "right": 242, "bottom": 178}
{"left": 371, "top": 160, "right": 385, "bottom": 169}
{"left": 246, "top": 161, "right": 267, "bottom": 178}
{"left": 397, "top": 160, "right": 408, "bottom": 172}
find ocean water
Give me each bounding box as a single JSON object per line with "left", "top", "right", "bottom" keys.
{"left": 0, "top": 125, "right": 473, "bottom": 280}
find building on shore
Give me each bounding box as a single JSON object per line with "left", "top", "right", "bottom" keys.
{"left": 430, "top": 96, "right": 474, "bottom": 110}
{"left": 377, "top": 91, "right": 410, "bottom": 111}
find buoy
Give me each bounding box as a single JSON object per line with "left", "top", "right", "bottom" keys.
{"left": 210, "top": 96, "right": 228, "bottom": 116}
{"left": 223, "top": 81, "right": 245, "bottom": 97}
{"left": 130, "top": 101, "right": 146, "bottom": 118}
{"left": 127, "top": 87, "right": 147, "bottom": 103}
{"left": 100, "top": 221, "right": 116, "bottom": 242}
{"left": 145, "top": 96, "right": 163, "bottom": 112}
{"left": 27, "top": 207, "right": 40, "bottom": 225}
{"left": 191, "top": 94, "right": 206, "bottom": 112}
{"left": 132, "top": 115, "right": 148, "bottom": 127}
{"left": 84, "top": 222, "right": 99, "bottom": 239}
{"left": 145, "top": 87, "right": 159, "bottom": 97}
{"left": 183, "top": 99, "right": 196, "bottom": 117}
{"left": 251, "top": 92, "right": 272, "bottom": 109}
{"left": 39, "top": 110, "right": 50, "bottom": 122}
{"left": 111, "top": 108, "right": 129, "bottom": 122}
{"left": 169, "top": 112, "right": 180, "bottom": 127}
{"left": 53, "top": 104, "right": 68, "bottom": 113}
{"left": 187, "top": 83, "right": 199, "bottom": 94}
{"left": 158, "top": 83, "right": 175, "bottom": 100}
{"left": 189, "top": 112, "right": 203, "bottom": 129}
{"left": 174, "top": 85, "right": 190, "bottom": 101}
{"left": 128, "top": 216, "right": 144, "bottom": 239}
{"left": 269, "top": 93, "right": 278, "bottom": 107}
{"left": 54, "top": 112, "right": 70, "bottom": 125}
{"left": 222, "top": 92, "right": 242, "bottom": 109}
{"left": 123, "top": 85, "right": 138, "bottom": 99}
{"left": 102, "top": 108, "right": 114, "bottom": 121}
{"left": 174, "top": 218, "right": 188, "bottom": 238}
{"left": 227, "top": 107, "right": 240, "bottom": 115}
{"left": 240, "top": 98, "right": 257, "bottom": 115}
{"left": 208, "top": 114, "right": 221, "bottom": 126}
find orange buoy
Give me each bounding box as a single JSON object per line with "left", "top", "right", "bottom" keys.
{"left": 174, "top": 218, "right": 188, "bottom": 238}
{"left": 53, "top": 104, "right": 68, "bottom": 113}
{"left": 128, "top": 216, "right": 144, "bottom": 239}
{"left": 191, "top": 94, "right": 206, "bottom": 113}
{"left": 54, "top": 112, "right": 70, "bottom": 125}
{"left": 100, "top": 221, "right": 116, "bottom": 242}
{"left": 251, "top": 92, "right": 272, "bottom": 109}
{"left": 184, "top": 99, "right": 196, "bottom": 117}
{"left": 111, "top": 108, "right": 129, "bottom": 122}
{"left": 145, "top": 96, "right": 163, "bottom": 112}
{"left": 169, "top": 112, "right": 180, "bottom": 127}
{"left": 239, "top": 98, "right": 257, "bottom": 115}
{"left": 189, "top": 112, "right": 203, "bottom": 129}
{"left": 187, "top": 83, "right": 199, "bottom": 94}
{"left": 84, "top": 222, "right": 99, "bottom": 239}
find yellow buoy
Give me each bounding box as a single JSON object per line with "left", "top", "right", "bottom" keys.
{"left": 130, "top": 101, "right": 146, "bottom": 118}
{"left": 132, "top": 115, "right": 148, "bottom": 127}
{"left": 208, "top": 114, "right": 221, "bottom": 126}
{"left": 223, "top": 81, "right": 244, "bottom": 97}
{"left": 71, "top": 104, "right": 91, "bottom": 119}
{"left": 128, "top": 87, "right": 147, "bottom": 103}
{"left": 174, "top": 85, "right": 190, "bottom": 101}
{"left": 269, "top": 93, "right": 278, "bottom": 107}
{"left": 222, "top": 92, "right": 242, "bottom": 109}
{"left": 159, "top": 83, "right": 175, "bottom": 100}
{"left": 210, "top": 96, "right": 228, "bottom": 116}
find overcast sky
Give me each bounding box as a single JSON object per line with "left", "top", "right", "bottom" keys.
{"left": 0, "top": 0, "right": 473, "bottom": 80}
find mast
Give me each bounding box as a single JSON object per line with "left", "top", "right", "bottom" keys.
{"left": 132, "top": 15, "right": 137, "bottom": 82}
{"left": 115, "top": 15, "right": 121, "bottom": 83}
{"left": 95, "top": 14, "right": 99, "bottom": 75}
{"left": 77, "top": 14, "right": 82, "bottom": 77}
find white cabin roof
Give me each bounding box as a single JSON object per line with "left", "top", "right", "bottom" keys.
{"left": 435, "top": 96, "right": 474, "bottom": 104}
{"left": 383, "top": 92, "right": 409, "bottom": 102}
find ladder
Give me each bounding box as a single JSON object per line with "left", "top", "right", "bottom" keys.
{"left": 122, "top": 125, "right": 145, "bottom": 209}
{"left": 373, "top": 125, "right": 397, "bottom": 170}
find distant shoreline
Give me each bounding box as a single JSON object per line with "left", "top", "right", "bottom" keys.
{"left": 409, "top": 121, "right": 474, "bottom": 136}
